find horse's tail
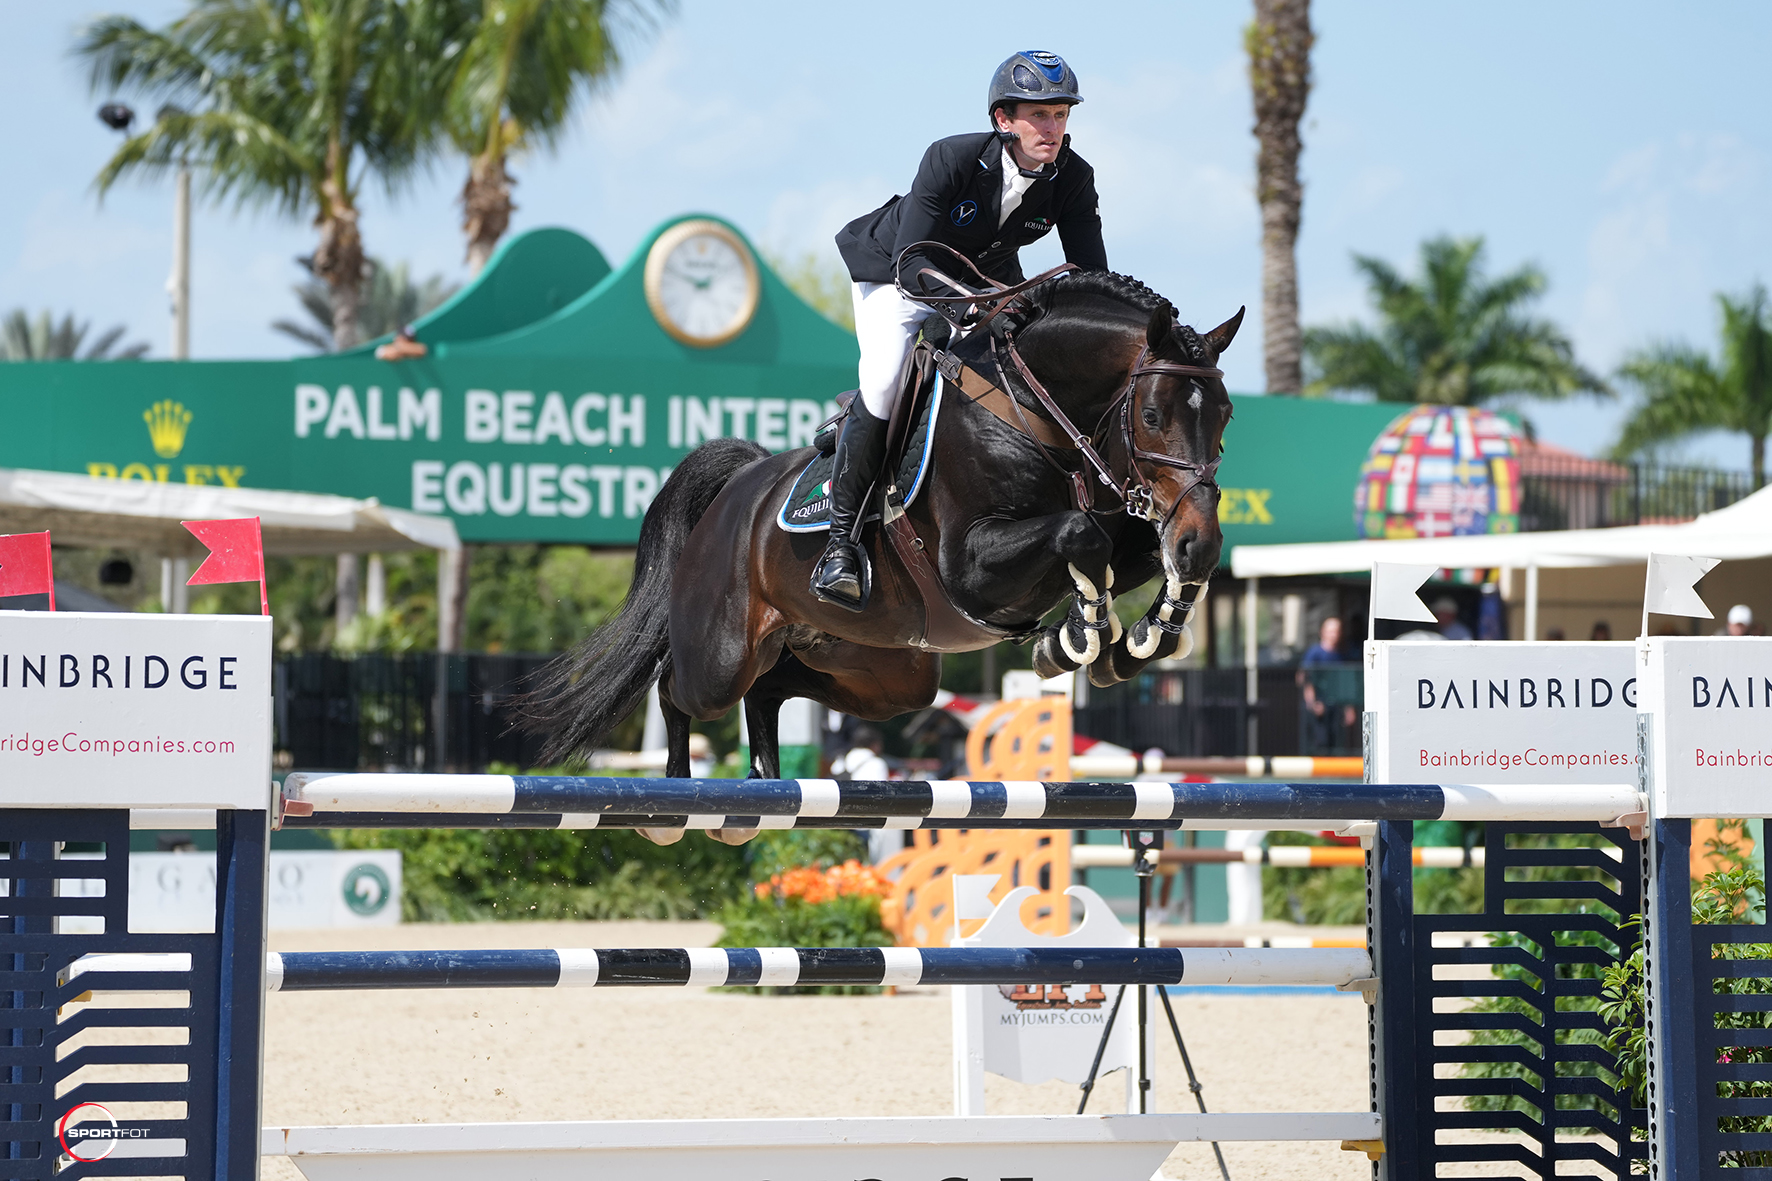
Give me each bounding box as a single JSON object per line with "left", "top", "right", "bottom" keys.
{"left": 522, "top": 437, "right": 769, "bottom": 762}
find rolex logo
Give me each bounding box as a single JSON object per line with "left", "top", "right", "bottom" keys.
{"left": 144, "top": 400, "right": 193, "bottom": 459}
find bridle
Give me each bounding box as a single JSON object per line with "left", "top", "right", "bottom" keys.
{"left": 1001, "top": 336, "right": 1223, "bottom": 526}
{"left": 895, "top": 241, "right": 1223, "bottom": 525}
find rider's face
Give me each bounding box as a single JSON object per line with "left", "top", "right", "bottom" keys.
{"left": 995, "top": 102, "right": 1070, "bottom": 169}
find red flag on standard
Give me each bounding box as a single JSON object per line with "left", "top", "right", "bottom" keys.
{"left": 182, "top": 517, "right": 268, "bottom": 616}
{"left": 0, "top": 531, "right": 55, "bottom": 609}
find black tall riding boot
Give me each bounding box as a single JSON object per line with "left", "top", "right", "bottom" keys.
{"left": 810, "top": 401, "right": 888, "bottom": 611}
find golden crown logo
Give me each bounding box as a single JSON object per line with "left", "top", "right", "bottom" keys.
{"left": 143, "top": 400, "right": 193, "bottom": 459}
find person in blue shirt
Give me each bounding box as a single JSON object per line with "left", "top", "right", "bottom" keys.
{"left": 1431, "top": 597, "right": 1474, "bottom": 642}
{"left": 1300, "top": 617, "right": 1354, "bottom": 752}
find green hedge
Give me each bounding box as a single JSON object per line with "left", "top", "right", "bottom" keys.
{"left": 332, "top": 826, "right": 749, "bottom": 922}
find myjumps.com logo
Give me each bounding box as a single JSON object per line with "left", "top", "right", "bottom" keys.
{"left": 58, "top": 1102, "right": 149, "bottom": 1162}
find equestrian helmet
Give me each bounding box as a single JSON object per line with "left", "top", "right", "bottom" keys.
{"left": 988, "top": 51, "right": 1082, "bottom": 119}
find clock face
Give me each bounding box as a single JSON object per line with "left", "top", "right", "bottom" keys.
{"left": 644, "top": 220, "right": 761, "bottom": 348}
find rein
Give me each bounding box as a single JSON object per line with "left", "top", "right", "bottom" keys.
{"left": 892, "top": 240, "right": 1224, "bottom": 523}
{"left": 999, "top": 335, "right": 1223, "bottom": 523}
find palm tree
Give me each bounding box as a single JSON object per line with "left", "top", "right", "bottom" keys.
{"left": 1305, "top": 235, "right": 1608, "bottom": 409}
{"left": 76, "top": 1, "right": 459, "bottom": 350}
{"left": 273, "top": 257, "right": 459, "bottom": 351}
{"left": 766, "top": 251, "right": 855, "bottom": 331}
{"left": 0, "top": 310, "right": 149, "bottom": 360}
{"left": 450, "top": 0, "right": 669, "bottom": 273}
{"left": 1613, "top": 285, "right": 1772, "bottom": 489}
{"left": 1246, "top": 0, "right": 1312, "bottom": 395}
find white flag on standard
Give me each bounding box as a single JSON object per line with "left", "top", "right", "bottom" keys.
{"left": 1370, "top": 562, "right": 1440, "bottom": 624}
{"left": 952, "top": 874, "right": 999, "bottom": 925}
{"left": 1644, "top": 552, "right": 1721, "bottom": 620}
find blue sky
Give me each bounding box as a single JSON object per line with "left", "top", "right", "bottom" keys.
{"left": 4, "top": 0, "right": 1769, "bottom": 467}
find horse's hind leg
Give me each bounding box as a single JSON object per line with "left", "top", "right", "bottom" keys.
{"left": 660, "top": 679, "right": 694, "bottom": 778}
{"left": 705, "top": 685, "right": 788, "bottom": 848}
{"left": 741, "top": 693, "right": 783, "bottom": 779}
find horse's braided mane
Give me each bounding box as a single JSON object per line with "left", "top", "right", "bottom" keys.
{"left": 1021, "top": 270, "right": 1208, "bottom": 362}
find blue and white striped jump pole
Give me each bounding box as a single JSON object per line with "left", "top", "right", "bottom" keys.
{"left": 282, "top": 773, "right": 1644, "bottom": 830}
{"left": 250, "top": 946, "right": 1370, "bottom": 992}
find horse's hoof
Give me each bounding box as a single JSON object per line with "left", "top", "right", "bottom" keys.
{"left": 709, "top": 827, "right": 760, "bottom": 846}
{"left": 636, "top": 826, "right": 685, "bottom": 846}
{"left": 1033, "top": 629, "right": 1081, "bottom": 678}
{"left": 1087, "top": 656, "right": 1127, "bottom": 689}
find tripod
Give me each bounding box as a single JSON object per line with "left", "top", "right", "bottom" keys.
{"left": 1075, "top": 831, "right": 1230, "bottom": 1181}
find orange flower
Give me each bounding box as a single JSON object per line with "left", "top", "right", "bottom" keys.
{"left": 755, "top": 860, "right": 891, "bottom": 904}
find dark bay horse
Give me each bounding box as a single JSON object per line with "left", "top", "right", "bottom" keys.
{"left": 526, "top": 271, "right": 1241, "bottom": 799}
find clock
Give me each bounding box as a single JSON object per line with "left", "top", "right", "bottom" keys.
{"left": 643, "top": 219, "right": 761, "bottom": 348}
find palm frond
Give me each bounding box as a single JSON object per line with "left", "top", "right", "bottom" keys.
{"left": 1611, "top": 344, "right": 1728, "bottom": 458}
{"left": 273, "top": 256, "right": 459, "bottom": 352}
{"left": 0, "top": 308, "right": 147, "bottom": 360}
{"left": 1306, "top": 234, "right": 1601, "bottom": 410}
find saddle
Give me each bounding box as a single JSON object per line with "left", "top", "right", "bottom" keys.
{"left": 781, "top": 332, "right": 1071, "bottom": 651}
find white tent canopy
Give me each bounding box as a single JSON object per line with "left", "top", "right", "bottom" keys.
{"left": 1230, "top": 484, "right": 1772, "bottom": 577}
{"left": 0, "top": 467, "right": 459, "bottom": 557}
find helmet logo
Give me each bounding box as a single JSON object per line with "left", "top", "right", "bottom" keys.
{"left": 1021, "top": 50, "right": 1067, "bottom": 82}
{"left": 951, "top": 201, "right": 979, "bottom": 227}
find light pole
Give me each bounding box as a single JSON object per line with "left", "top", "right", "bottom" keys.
{"left": 169, "top": 166, "right": 190, "bottom": 360}
{"left": 102, "top": 103, "right": 191, "bottom": 611}
{"left": 98, "top": 103, "right": 190, "bottom": 360}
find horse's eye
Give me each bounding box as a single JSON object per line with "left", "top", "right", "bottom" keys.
{"left": 1141, "top": 408, "right": 1160, "bottom": 429}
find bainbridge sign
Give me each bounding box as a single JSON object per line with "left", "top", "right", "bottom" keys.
{"left": 1640, "top": 636, "right": 1772, "bottom": 817}
{"left": 0, "top": 612, "right": 271, "bottom": 809}
{"left": 1366, "top": 641, "right": 1638, "bottom": 784}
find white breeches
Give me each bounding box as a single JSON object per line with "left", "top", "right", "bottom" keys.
{"left": 853, "top": 281, "right": 935, "bottom": 418}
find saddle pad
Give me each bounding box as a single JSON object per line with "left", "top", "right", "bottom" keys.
{"left": 776, "top": 374, "right": 946, "bottom": 533}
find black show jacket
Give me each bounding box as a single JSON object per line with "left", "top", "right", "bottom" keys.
{"left": 836, "top": 131, "right": 1107, "bottom": 289}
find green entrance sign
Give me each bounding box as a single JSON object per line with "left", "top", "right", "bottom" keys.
{"left": 0, "top": 214, "right": 1395, "bottom": 551}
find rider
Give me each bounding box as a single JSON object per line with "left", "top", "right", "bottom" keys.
{"left": 812, "top": 50, "right": 1109, "bottom": 611}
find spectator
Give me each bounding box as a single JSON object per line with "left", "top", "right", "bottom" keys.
{"left": 1301, "top": 616, "right": 1344, "bottom": 666}
{"left": 834, "top": 726, "right": 896, "bottom": 862}
{"left": 1431, "top": 596, "right": 1474, "bottom": 641}
{"left": 1591, "top": 621, "right": 1612, "bottom": 642}
{"left": 1544, "top": 627, "right": 1567, "bottom": 641}
{"left": 1299, "top": 618, "right": 1351, "bottom": 752}
{"left": 1728, "top": 605, "right": 1754, "bottom": 637}
{"left": 833, "top": 725, "right": 888, "bottom": 781}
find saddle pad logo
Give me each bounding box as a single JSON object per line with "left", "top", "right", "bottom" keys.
{"left": 951, "top": 200, "right": 978, "bottom": 227}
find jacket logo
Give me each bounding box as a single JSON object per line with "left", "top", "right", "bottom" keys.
{"left": 950, "top": 200, "right": 978, "bottom": 227}
{"left": 1023, "top": 217, "right": 1052, "bottom": 232}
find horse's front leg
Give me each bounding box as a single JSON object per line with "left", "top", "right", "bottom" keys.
{"left": 958, "top": 512, "right": 1118, "bottom": 678}
{"left": 1072, "top": 542, "right": 1206, "bottom": 688}
{"left": 1090, "top": 572, "right": 1205, "bottom": 687}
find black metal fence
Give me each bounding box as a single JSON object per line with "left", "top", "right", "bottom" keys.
{"left": 1520, "top": 458, "right": 1755, "bottom": 532}
{"left": 274, "top": 653, "right": 557, "bottom": 771}
{"left": 1073, "top": 664, "right": 1361, "bottom": 760}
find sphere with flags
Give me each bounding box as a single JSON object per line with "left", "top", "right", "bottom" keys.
{"left": 1354, "top": 405, "right": 1522, "bottom": 539}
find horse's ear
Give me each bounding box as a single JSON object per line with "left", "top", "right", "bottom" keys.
{"left": 1146, "top": 300, "right": 1176, "bottom": 352}
{"left": 1203, "top": 307, "right": 1246, "bottom": 356}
